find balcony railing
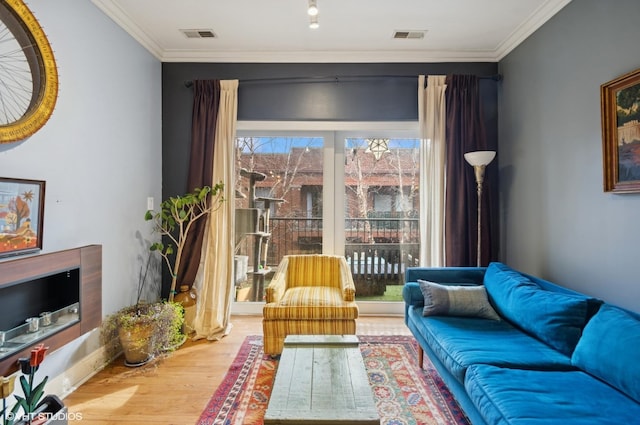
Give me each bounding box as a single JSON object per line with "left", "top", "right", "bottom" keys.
{"left": 260, "top": 214, "right": 419, "bottom": 296}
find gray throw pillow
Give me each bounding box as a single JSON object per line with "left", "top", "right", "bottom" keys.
{"left": 417, "top": 279, "right": 501, "bottom": 320}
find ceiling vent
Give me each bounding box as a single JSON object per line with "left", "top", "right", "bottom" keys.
{"left": 393, "top": 30, "right": 426, "bottom": 40}
{"left": 180, "top": 29, "right": 216, "bottom": 39}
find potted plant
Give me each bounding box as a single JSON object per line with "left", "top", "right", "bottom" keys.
{"left": 100, "top": 254, "right": 185, "bottom": 367}
{"left": 101, "top": 184, "right": 224, "bottom": 366}
{"left": 144, "top": 183, "right": 224, "bottom": 302}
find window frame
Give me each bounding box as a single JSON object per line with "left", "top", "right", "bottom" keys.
{"left": 232, "top": 121, "right": 419, "bottom": 316}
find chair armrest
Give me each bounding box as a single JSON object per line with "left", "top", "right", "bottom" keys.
{"left": 265, "top": 257, "right": 289, "bottom": 304}
{"left": 338, "top": 256, "right": 356, "bottom": 302}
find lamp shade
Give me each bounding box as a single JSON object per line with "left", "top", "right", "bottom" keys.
{"left": 464, "top": 150, "right": 496, "bottom": 166}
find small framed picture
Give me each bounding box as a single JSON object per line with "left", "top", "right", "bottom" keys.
{"left": 601, "top": 67, "right": 640, "bottom": 193}
{"left": 0, "top": 177, "right": 45, "bottom": 257}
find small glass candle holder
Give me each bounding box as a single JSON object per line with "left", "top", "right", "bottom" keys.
{"left": 26, "top": 317, "right": 40, "bottom": 333}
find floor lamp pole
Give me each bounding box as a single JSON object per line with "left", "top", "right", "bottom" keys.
{"left": 472, "top": 165, "right": 486, "bottom": 267}
{"left": 464, "top": 151, "right": 496, "bottom": 267}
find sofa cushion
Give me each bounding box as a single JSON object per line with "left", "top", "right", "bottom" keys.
{"left": 409, "top": 311, "right": 574, "bottom": 384}
{"left": 418, "top": 280, "right": 500, "bottom": 320}
{"left": 572, "top": 304, "right": 640, "bottom": 403}
{"left": 483, "top": 262, "right": 593, "bottom": 355}
{"left": 465, "top": 364, "right": 640, "bottom": 425}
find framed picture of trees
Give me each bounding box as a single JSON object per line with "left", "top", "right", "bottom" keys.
{"left": 601, "top": 67, "right": 640, "bottom": 193}
{"left": 0, "top": 177, "right": 45, "bottom": 257}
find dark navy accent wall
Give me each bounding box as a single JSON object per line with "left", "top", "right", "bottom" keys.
{"left": 162, "top": 62, "right": 498, "bottom": 201}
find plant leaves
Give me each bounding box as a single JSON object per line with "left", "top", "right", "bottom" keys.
{"left": 18, "top": 375, "right": 29, "bottom": 395}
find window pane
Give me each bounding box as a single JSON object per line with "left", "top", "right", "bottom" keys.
{"left": 343, "top": 138, "right": 420, "bottom": 301}
{"left": 234, "top": 136, "right": 323, "bottom": 302}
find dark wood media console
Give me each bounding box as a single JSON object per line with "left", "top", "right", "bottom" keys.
{"left": 0, "top": 245, "right": 102, "bottom": 375}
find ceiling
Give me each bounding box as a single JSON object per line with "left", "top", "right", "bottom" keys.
{"left": 91, "top": 0, "right": 571, "bottom": 63}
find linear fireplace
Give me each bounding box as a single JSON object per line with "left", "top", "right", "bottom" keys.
{"left": 0, "top": 245, "right": 101, "bottom": 375}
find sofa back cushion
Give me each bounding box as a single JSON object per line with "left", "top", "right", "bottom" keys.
{"left": 572, "top": 304, "right": 640, "bottom": 403}
{"left": 484, "top": 262, "right": 595, "bottom": 356}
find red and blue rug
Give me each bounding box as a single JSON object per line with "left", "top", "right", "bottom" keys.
{"left": 197, "top": 335, "right": 470, "bottom": 425}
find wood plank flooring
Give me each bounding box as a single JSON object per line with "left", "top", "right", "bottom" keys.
{"left": 63, "top": 315, "right": 410, "bottom": 424}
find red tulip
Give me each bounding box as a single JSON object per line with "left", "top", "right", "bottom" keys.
{"left": 29, "top": 344, "right": 48, "bottom": 367}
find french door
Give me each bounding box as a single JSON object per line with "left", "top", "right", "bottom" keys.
{"left": 232, "top": 122, "right": 419, "bottom": 315}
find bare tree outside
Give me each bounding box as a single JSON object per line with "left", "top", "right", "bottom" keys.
{"left": 344, "top": 138, "right": 419, "bottom": 241}
{"left": 342, "top": 138, "right": 420, "bottom": 298}
{"left": 235, "top": 137, "right": 322, "bottom": 216}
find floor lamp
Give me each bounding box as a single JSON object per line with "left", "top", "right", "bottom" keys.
{"left": 464, "top": 151, "right": 496, "bottom": 267}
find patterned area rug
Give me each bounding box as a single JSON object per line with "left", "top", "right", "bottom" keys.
{"left": 197, "top": 335, "right": 470, "bottom": 425}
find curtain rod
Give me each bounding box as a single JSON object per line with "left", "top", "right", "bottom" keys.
{"left": 184, "top": 73, "right": 501, "bottom": 87}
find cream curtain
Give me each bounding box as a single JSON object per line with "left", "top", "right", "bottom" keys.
{"left": 193, "top": 80, "right": 238, "bottom": 340}
{"left": 418, "top": 75, "right": 447, "bottom": 266}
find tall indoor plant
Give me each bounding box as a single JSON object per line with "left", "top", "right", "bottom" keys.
{"left": 144, "top": 183, "right": 224, "bottom": 302}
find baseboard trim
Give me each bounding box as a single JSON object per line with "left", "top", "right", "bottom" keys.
{"left": 48, "top": 345, "right": 118, "bottom": 399}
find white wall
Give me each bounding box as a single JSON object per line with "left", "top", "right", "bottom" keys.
{"left": 498, "top": 0, "right": 640, "bottom": 312}
{"left": 0, "top": 0, "right": 161, "bottom": 394}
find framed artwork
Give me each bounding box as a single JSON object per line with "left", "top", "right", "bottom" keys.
{"left": 0, "top": 177, "right": 45, "bottom": 257}
{"left": 601, "top": 67, "right": 640, "bottom": 193}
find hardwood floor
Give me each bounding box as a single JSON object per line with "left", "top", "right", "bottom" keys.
{"left": 63, "top": 315, "right": 410, "bottom": 424}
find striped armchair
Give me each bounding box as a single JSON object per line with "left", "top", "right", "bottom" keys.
{"left": 262, "top": 254, "right": 359, "bottom": 355}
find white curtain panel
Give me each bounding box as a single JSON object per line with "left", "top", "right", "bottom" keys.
{"left": 193, "top": 80, "right": 239, "bottom": 340}
{"left": 418, "top": 75, "right": 447, "bottom": 267}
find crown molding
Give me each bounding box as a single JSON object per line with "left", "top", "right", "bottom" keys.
{"left": 494, "top": 0, "right": 572, "bottom": 60}
{"left": 91, "top": 0, "right": 164, "bottom": 60}
{"left": 159, "top": 49, "right": 499, "bottom": 63}
{"left": 92, "top": 0, "right": 572, "bottom": 64}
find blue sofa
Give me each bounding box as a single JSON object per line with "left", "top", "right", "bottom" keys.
{"left": 403, "top": 262, "right": 640, "bottom": 425}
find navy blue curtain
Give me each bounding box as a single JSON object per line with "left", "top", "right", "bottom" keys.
{"left": 445, "top": 75, "right": 498, "bottom": 266}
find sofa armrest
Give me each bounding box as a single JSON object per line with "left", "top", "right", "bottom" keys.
{"left": 404, "top": 266, "right": 486, "bottom": 286}
{"left": 338, "top": 256, "right": 356, "bottom": 302}
{"left": 402, "top": 281, "right": 424, "bottom": 307}
{"left": 265, "top": 256, "right": 289, "bottom": 304}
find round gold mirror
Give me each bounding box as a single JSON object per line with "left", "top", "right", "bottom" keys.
{"left": 0, "top": 0, "right": 58, "bottom": 143}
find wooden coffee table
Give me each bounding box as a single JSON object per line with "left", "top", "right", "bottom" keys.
{"left": 264, "top": 335, "right": 380, "bottom": 424}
